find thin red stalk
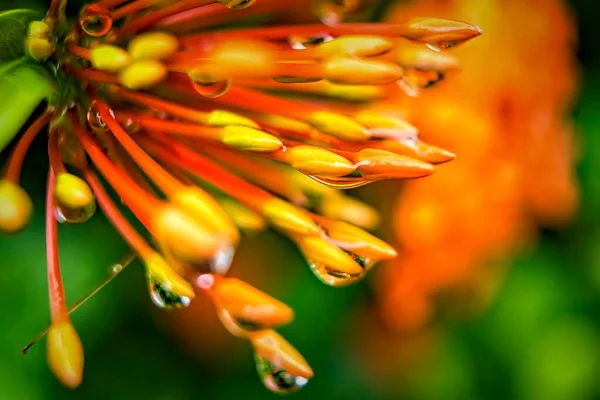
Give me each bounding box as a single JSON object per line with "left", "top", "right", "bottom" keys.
{"left": 3, "top": 111, "right": 51, "bottom": 183}
{"left": 93, "top": 97, "right": 183, "bottom": 194}
{"left": 46, "top": 169, "right": 68, "bottom": 323}
{"left": 115, "top": 0, "right": 214, "bottom": 38}
{"left": 84, "top": 169, "right": 153, "bottom": 257}
{"left": 139, "top": 136, "right": 272, "bottom": 211}
{"left": 68, "top": 68, "right": 118, "bottom": 83}
{"left": 112, "top": 0, "right": 154, "bottom": 20}
{"left": 48, "top": 129, "right": 67, "bottom": 174}
{"left": 70, "top": 113, "right": 161, "bottom": 228}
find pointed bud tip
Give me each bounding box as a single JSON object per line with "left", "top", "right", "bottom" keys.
{"left": 47, "top": 322, "right": 84, "bottom": 389}
{"left": 221, "top": 126, "right": 283, "bottom": 152}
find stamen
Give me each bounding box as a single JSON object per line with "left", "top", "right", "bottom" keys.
{"left": 45, "top": 169, "right": 68, "bottom": 323}
{"left": 2, "top": 111, "right": 51, "bottom": 183}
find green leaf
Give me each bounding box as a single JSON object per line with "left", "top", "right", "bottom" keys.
{"left": 0, "top": 9, "right": 43, "bottom": 61}
{"left": 0, "top": 59, "right": 56, "bottom": 152}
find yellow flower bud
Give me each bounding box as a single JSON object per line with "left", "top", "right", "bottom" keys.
{"left": 220, "top": 126, "right": 283, "bottom": 152}
{"left": 205, "top": 110, "right": 259, "bottom": 128}
{"left": 285, "top": 145, "right": 356, "bottom": 177}
{"left": 262, "top": 198, "right": 320, "bottom": 236}
{"left": 250, "top": 330, "right": 314, "bottom": 379}
{"left": 324, "top": 57, "right": 403, "bottom": 85}
{"left": 47, "top": 322, "right": 84, "bottom": 389}
{"left": 90, "top": 44, "right": 131, "bottom": 72}
{"left": 308, "top": 111, "right": 370, "bottom": 141}
{"left": 128, "top": 31, "right": 179, "bottom": 60}
{"left": 143, "top": 252, "right": 196, "bottom": 299}
{"left": 0, "top": 180, "right": 33, "bottom": 233}
{"left": 316, "top": 35, "right": 393, "bottom": 58}
{"left": 118, "top": 60, "right": 167, "bottom": 90}
{"left": 54, "top": 173, "right": 95, "bottom": 211}
{"left": 25, "top": 37, "right": 55, "bottom": 61}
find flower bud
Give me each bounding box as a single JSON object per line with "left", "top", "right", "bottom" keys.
{"left": 128, "top": 31, "right": 178, "bottom": 60}
{"left": 47, "top": 322, "right": 84, "bottom": 389}
{"left": 0, "top": 180, "right": 33, "bottom": 233}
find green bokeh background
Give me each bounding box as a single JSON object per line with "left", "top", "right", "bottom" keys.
{"left": 2, "top": 1, "right": 600, "bottom": 399}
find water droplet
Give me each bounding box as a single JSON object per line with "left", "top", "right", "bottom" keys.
{"left": 148, "top": 279, "right": 191, "bottom": 309}
{"left": 209, "top": 244, "right": 235, "bottom": 275}
{"left": 426, "top": 41, "right": 457, "bottom": 52}
{"left": 79, "top": 4, "right": 113, "bottom": 37}
{"left": 86, "top": 103, "right": 108, "bottom": 134}
{"left": 316, "top": 0, "right": 361, "bottom": 26}
{"left": 288, "top": 34, "right": 334, "bottom": 50}
{"left": 217, "top": 308, "right": 264, "bottom": 337}
{"left": 191, "top": 78, "right": 231, "bottom": 98}
{"left": 54, "top": 201, "right": 96, "bottom": 224}
{"left": 255, "top": 354, "right": 309, "bottom": 394}
{"left": 309, "top": 171, "right": 371, "bottom": 189}
{"left": 220, "top": 0, "right": 256, "bottom": 9}
{"left": 401, "top": 68, "right": 445, "bottom": 90}
{"left": 307, "top": 250, "right": 373, "bottom": 287}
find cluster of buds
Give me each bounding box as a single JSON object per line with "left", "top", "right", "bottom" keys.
{"left": 1, "top": 0, "right": 480, "bottom": 392}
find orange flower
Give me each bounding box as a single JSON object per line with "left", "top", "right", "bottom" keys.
{"left": 4, "top": 0, "right": 482, "bottom": 391}
{"left": 377, "top": 0, "right": 579, "bottom": 331}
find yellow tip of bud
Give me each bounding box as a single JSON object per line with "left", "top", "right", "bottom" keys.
{"left": 118, "top": 60, "right": 167, "bottom": 90}
{"left": 354, "top": 110, "right": 418, "bottom": 140}
{"left": 217, "top": 0, "right": 256, "bottom": 9}
{"left": 263, "top": 198, "right": 320, "bottom": 236}
{"left": 144, "top": 252, "right": 196, "bottom": 299}
{"left": 0, "top": 180, "right": 32, "bottom": 233}
{"left": 413, "top": 141, "right": 456, "bottom": 164}
{"left": 403, "top": 17, "right": 483, "bottom": 50}
{"left": 259, "top": 114, "right": 313, "bottom": 134}
{"left": 54, "top": 173, "right": 94, "bottom": 210}
{"left": 286, "top": 145, "right": 356, "bottom": 177}
{"left": 250, "top": 330, "right": 314, "bottom": 379}
{"left": 171, "top": 187, "right": 239, "bottom": 243}
{"left": 128, "top": 31, "right": 179, "bottom": 60}
{"left": 153, "top": 205, "right": 222, "bottom": 264}
{"left": 394, "top": 44, "right": 459, "bottom": 71}
{"left": 316, "top": 35, "right": 393, "bottom": 58}
{"left": 295, "top": 234, "right": 364, "bottom": 276}
{"left": 205, "top": 110, "right": 259, "bottom": 128}
{"left": 319, "top": 194, "right": 380, "bottom": 230}
{"left": 47, "top": 322, "right": 84, "bottom": 389}
{"left": 28, "top": 21, "right": 50, "bottom": 39}
{"left": 324, "top": 57, "right": 402, "bottom": 85}
{"left": 309, "top": 111, "right": 370, "bottom": 141}
{"left": 221, "top": 126, "right": 282, "bottom": 152}
{"left": 325, "top": 220, "right": 397, "bottom": 260}
{"left": 90, "top": 45, "right": 132, "bottom": 72}
{"left": 218, "top": 198, "right": 266, "bottom": 233}
{"left": 318, "top": 82, "right": 385, "bottom": 101}
{"left": 26, "top": 37, "right": 55, "bottom": 61}
{"left": 214, "top": 277, "right": 294, "bottom": 328}
{"left": 357, "top": 149, "right": 434, "bottom": 179}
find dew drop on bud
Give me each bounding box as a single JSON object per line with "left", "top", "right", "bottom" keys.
{"left": 54, "top": 201, "right": 96, "bottom": 224}
{"left": 288, "top": 34, "right": 333, "bottom": 50}
{"left": 218, "top": 308, "right": 263, "bottom": 337}
{"left": 309, "top": 172, "right": 370, "bottom": 189}
{"left": 86, "top": 103, "right": 108, "bottom": 134}
{"left": 307, "top": 252, "right": 373, "bottom": 287}
{"left": 148, "top": 279, "right": 191, "bottom": 309}
{"left": 255, "top": 354, "right": 309, "bottom": 394}
{"left": 426, "top": 41, "right": 457, "bottom": 52}
{"left": 191, "top": 79, "right": 231, "bottom": 98}
{"left": 209, "top": 244, "right": 235, "bottom": 275}
{"left": 79, "top": 4, "right": 113, "bottom": 37}
{"left": 401, "top": 68, "right": 445, "bottom": 90}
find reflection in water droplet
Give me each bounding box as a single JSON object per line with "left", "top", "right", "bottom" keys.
{"left": 402, "top": 68, "right": 445, "bottom": 90}
{"left": 191, "top": 78, "right": 231, "bottom": 98}
{"left": 79, "top": 4, "right": 113, "bottom": 37}
{"left": 210, "top": 244, "right": 235, "bottom": 275}
{"left": 218, "top": 308, "right": 264, "bottom": 337}
{"left": 148, "top": 279, "right": 191, "bottom": 309}
{"left": 426, "top": 41, "right": 457, "bottom": 52}
{"left": 288, "top": 34, "right": 334, "bottom": 50}
{"left": 255, "top": 354, "right": 309, "bottom": 394}
{"left": 86, "top": 103, "right": 108, "bottom": 134}
{"left": 54, "top": 201, "right": 97, "bottom": 224}
{"left": 307, "top": 249, "right": 373, "bottom": 287}
{"left": 309, "top": 171, "right": 371, "bottom": 189}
